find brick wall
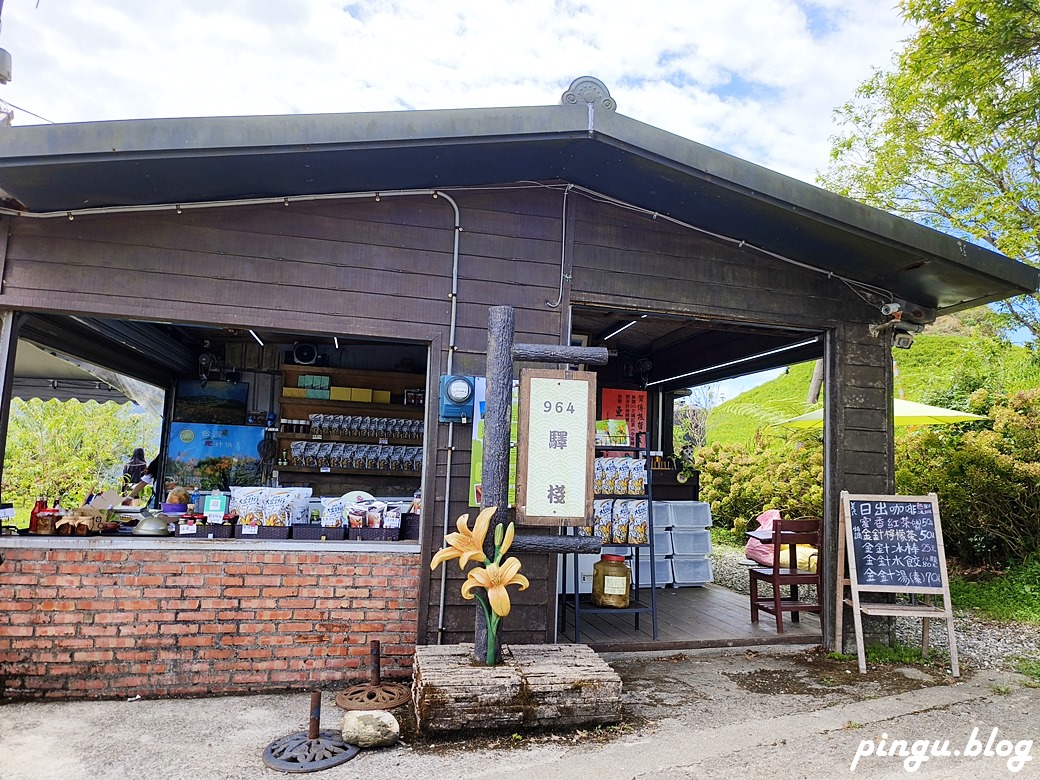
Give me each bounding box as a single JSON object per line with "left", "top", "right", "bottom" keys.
{"left": 0, "top": 546, "right": 420, "bottom": 700}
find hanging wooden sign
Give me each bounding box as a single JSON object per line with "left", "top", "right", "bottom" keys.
{"left": 514, "top": 369, "right": 596, "bottom": 526}
{"left": 836, "top": 491, "right": 959, "bottom": 676}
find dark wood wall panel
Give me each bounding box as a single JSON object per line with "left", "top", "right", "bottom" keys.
{"left": 1, "top": 183, "right": 901, "bottom": 653}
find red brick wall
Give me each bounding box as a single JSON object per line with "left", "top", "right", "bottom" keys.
{"left": 0, "top": 546, "right": 420, "bottom": 700}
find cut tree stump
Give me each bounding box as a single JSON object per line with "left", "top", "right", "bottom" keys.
{"left": 412, "top": 643, "right": 622, "bottom": 734}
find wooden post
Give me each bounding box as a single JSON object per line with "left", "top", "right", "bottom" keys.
{"left": 482, "top": 306, "right": 515, "bottom": 523}
{"left": 473, "top": 306, "right": 612, "bottom": 662}
{"left": 475, "top": 305, "right": 515, "bottom": 662}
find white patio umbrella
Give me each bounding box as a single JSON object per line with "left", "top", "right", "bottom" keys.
{"left": 779, "top": 398, "right": 988, "bottom": 429}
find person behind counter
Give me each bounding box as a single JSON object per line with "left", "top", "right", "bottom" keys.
{"left": 121, "top": 448, "right": 148, "bottom": 494}
{"left": 125, "top": 456, "right": 161, "bottom": 502}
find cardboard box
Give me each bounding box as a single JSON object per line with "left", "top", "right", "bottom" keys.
{"left": 298, "top": 375, "right": 313, "bottom": 389}
{"left": 330, "top": 386, "right": 351, "bottom": 401}
{"left": 372, "top": 390, "right": 391, "bottom": 404}
{"left": 319, "top": 376, "right": 331, "bottom": 390}
{"left": 305, "top": 388, "right": 331, "bottom": 400}
{"left": 282, "top": 387, "right": 307, "bottom": 398}
{"left": 351, "top": 388, "right": 373, "bottom": 403}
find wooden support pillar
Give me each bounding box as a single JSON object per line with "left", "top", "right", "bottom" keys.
{"left": 474, "top": 306, "right": 612, "bottom": 661}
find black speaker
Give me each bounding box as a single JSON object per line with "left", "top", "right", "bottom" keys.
{"left": 292, "top": 343, "right": 318, "bottom": 365}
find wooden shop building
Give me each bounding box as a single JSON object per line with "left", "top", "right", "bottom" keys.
{"left": 0, "top": 77, "right": 1034, "bottom": 699}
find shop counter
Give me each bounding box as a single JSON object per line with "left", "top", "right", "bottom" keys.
{"left": 0, "top": 534, "right": 420, "bottom": 553}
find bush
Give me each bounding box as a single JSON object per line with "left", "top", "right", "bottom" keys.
{"left": 693, "top": 432, "right": 823, "bottom": 531}
{"left": 897, "top": 389, "right": 1040, "bottom": 566}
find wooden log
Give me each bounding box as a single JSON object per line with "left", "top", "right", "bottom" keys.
{"left": 413, "top": 644, "right": 622, "bottom": 734}
{"left": 511, "top": 343, "right": 610, "bottom": 365}
{"left": 510, "top": 535, "right": 603, "bottom": 554}
{"left": 476, "top": 305, "right": 515, "bottom": 663}
{"left": 482, "top": 305, "right": 514, "bottom": 524}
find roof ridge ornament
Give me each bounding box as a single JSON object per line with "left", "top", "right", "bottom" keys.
{"left": 560, "top": 76, "right": 616, "bottom": 112}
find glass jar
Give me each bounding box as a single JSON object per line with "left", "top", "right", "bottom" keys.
{"left": 591, "top": 554, "right": 631, "bottom": 608}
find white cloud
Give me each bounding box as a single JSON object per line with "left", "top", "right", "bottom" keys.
{"left": 0, "top": 0, "right": 910, "bottom": 181}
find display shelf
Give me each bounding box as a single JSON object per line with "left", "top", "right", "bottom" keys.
{"left": 276, "top": 466, "right": 421, "bottom": 478}
{"left": 565, "top": 596, "right": 656, "bottom": 615}
{"left": 276, "top": 432, "right": 422, "bottom": 446}
{"left": 562, "top": 433, "right": 659, "bottom": 641}
{"left": 276, "top": 366, "right": 427, "bottom": 494}
{"left": 279, "top": 397, "right": 425, "bottom": 416}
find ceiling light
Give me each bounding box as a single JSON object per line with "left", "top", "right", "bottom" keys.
{"left": 334, "top": 337, "right": 340, "bottom": 349}
{"left": 248, "top": 330, "right": 264, "bottom": 347}
{"left": 646, "top": 337, "right": 820, "bottom": 387}
{"left": 603, "top": 320, "right": 638, "bottom": 340}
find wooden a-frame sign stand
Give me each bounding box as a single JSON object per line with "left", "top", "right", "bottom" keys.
{"left": 835, "top": 491, "right": 959, "bottom": 677}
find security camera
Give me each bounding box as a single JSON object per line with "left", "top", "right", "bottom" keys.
{"left": 881, "top": 303, "right": 902, "bottom": 317}
{"left": 893, "top": 332, "right": 914, "bottom": 350}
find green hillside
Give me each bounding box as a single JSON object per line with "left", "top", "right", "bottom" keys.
{"left": 705, "top": 334, "right": 1040, "bottom": 445}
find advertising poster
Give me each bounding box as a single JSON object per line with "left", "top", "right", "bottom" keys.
{"left": 165, "top": 422, "right": 264, "bottom": 491}
{"left": 600, "top": 388, "right": 647, "bottom": 441}
{"left": 173, "top": 379, "right": 249, "bottom": 424}
{"left": 468, "top": 377, "right": 519, "bottom": 507}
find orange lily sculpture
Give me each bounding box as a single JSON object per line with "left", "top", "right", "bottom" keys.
{"left": 429, "top": 506, "right": 528, "bottom": 665}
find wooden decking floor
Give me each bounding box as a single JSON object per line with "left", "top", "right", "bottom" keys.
{"left": 558, "top": 583, "right": 822, "bottom": 652}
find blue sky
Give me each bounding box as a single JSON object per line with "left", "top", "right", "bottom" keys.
{"left": 0, "top": 0, "right": 911, "bottom": 184}
{"left": 0, "top": 1, "right": 915, "bottom": 401}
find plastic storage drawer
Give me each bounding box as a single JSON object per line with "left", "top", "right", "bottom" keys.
{"left": 671, "top": 556, "right": 714, "bottom": 585}
{"left": 628, "top": 528, "right": 669, "bottom": 557}
{"left": 667, "top": 501, "right": 712, "bottom": 528}
{"left": 636, "top": 557, "right": 672, "bottom": 587}
{"left": 648, "top": 557, "right": 673, "bottom": 590}
{"left": 670, "top": 529, "right": 712, "bottom": 556}
{"left": 652, "top": 501, "right": 673, "bottom": 528}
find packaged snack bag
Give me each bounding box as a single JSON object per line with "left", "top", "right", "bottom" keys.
{"left": 602, "top": 458, "right": 619, "bottom": 496}
{"left": 615, "top": 457, "right": 632, "bottom": 495}
{"left": 611, "top": 499, "right": 631, "bottom": 544}
{"left": 593, "top": 499, "right": 614, "bottom": 543}
{"left": 320, "top": 496, "right": 345, "bottom": 527}
{"left": 628, "top": 499, "right": 649, "bottom": 544}
{"left": 629, "top": 459, "right": 646, "bottom": 495}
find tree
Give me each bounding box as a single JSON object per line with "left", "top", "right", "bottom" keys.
{"left": 2, "top": 398, "right": 160, "bottom": 507}
{"left": 820, "top": 0, "right": 1040, "bottom": 338}
{"left": 672, "top": 384, "right": 721, "bottom": 458}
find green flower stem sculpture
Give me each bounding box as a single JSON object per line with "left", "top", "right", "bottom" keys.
{"left": 429, "top": 506, "right": 529, "bottom": 665}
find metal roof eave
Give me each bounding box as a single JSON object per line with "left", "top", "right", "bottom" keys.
{"left": 0, "top": 101, "right": 1035, "bottom": 310}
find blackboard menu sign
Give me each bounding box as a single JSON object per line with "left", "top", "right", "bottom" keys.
{"left": 841, "top": 493, "right": 947, "bottom": 593}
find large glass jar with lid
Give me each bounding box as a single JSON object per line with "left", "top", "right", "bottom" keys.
{"left": 591, "top": 553, "right": 631, "bottom": 608}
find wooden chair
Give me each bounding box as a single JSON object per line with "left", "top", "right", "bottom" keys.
{"left": 749, "top": 516, "right": 821, "bottom": 633}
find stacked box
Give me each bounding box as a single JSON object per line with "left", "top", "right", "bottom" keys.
{"left": 670, "top": 529, "right": 711, "bottom": 556}
{"left": 372, "top": 390, "right": 391, "bottom": 404}
{"left": 671, "top": 557, "right": 713, "bottom": 585}
{"left": 663, "top": 500, "right": 712, "bottom": 528}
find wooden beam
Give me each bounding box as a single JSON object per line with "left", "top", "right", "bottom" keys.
{"left": 512, "top": 343, "right": 610, "bottom": 366}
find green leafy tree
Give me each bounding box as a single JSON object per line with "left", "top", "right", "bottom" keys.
{"left": 897, "top": 388, "right": 1040, "bottom": 565}
{"left": 694, "top": 432, "right": 824, "bottom": 534}
{"left": 821, "top": 0, "right": 1040, "bottom": 337}
{"left": 672, "top": 384, "right": 721, "bottom": 457}
{"left": 2, "top": 398, "right": 159, "bottom": 508}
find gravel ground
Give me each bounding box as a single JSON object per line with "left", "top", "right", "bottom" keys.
{"left": 710, "top": 543, "right": 1040, "bottom": 670}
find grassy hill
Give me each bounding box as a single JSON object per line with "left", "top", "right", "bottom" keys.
{"left": 705, "top": 334, "right": 1040, "bottom": 445}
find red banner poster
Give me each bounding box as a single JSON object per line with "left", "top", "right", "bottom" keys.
{"left": 600, "top": 388, "right": 647, "bottom": 438}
